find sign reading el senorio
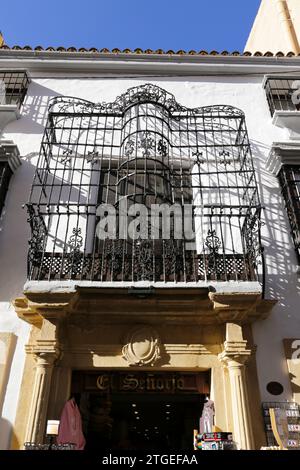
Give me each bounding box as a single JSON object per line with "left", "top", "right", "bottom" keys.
{"left": 88, "top": 372, "right": 209, "bottom": 393}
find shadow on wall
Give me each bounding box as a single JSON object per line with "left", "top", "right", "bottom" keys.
{"left": 289, "top": 372, "right": 300, "bottom": 394}
{"left": 0, "top": 417, "right": 13, "bottom": 450}
{"left": 0, "top": 156, "right": 94, "bottom": 303}
{"left": 250, "top": 138, "right": 300, "bottom": 317}
{"left": 0, "top": 156, "right": 37, "bottom": 306}
{"left": 5, "top": 81, "right": 60, "bottom": 135}
{"left": 0, "top": 417, "right": 19, "bottom": 450}
{"left": 0, "top": 83, "right": 62, "bottom": 306}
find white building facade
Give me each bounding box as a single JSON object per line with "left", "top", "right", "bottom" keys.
{"left": 0, "top": 47, "right": 300, "bottom": 450}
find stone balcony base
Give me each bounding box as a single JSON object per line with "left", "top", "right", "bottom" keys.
{"left": 16, "top": 282, "right": 276, "bottom": 326}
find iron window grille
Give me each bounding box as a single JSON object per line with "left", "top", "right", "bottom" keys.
{"left": 264, "top": 77, "right": 300, "bottom": 116}
{"left": 0, "top": 162, "right": 13, "bottom": 218}
{"left": 0, "top": 70, "right": 30, "bottom": 106}
{"left": 26, "top": 83, "right": 263, "bottom": 284}
{"left": 278, "top": 164, "right": 300, "bottom": 264}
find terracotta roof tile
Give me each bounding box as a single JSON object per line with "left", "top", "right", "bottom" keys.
{"left": 0, "top": 45, "right": 299, "bottom": 57}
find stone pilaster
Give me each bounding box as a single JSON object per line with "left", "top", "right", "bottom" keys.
{"left": 218, "top": 323, "right": 254, "bottom": 450}
{"left": 24, "top": 344, "right": 59, "bottom": 445}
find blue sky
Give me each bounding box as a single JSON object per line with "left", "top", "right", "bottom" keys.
{"left": 1, "top": 0, "right": 260, "bottom": 51}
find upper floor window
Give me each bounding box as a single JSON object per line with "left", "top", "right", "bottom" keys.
{"left": 0, "top": 141, "right": 21, "bottom": 220}
{"left": 0, "top": 162, "right": 12, "bottom": 218}
{"left": 0, "top": 70, "right": 30, "bottom": 106}
{"left": 26, "top": 84, "right": 262, "bottom": 284}
{"left": 278, "top": 164, "right": 300, "bottom": 264}
{"left": 264, "top": 77, "right": 300, "bottom": 116}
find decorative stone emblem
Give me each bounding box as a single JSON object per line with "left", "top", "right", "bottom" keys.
{"left": 122, "top": 326, "right": 161, "bottom": 366}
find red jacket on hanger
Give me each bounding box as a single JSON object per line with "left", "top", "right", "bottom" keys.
{"left": 57, "top": 398, "right": 86, "bottom": 450}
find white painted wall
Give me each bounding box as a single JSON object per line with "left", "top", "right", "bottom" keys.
{"left": 0, "top": 73, "right": 299, "bottom": 447}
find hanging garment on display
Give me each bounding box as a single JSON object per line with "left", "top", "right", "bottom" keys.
{"left": 200, "top": 399, "right": 215, "bottom": 434}
{"left": 57, "top": 398, "right": 86, "bottom": 450}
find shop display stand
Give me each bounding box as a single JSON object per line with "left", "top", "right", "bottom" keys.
{"left": 262, "top": 402, "right": 300, "bottom": 449}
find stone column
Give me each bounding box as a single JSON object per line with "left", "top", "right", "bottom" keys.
{"left": 218, "top": 323, "right": 254, "bottom": 450}
{"left": 13, "top": 298, "right": 69, "bottom": 449}
{"left": 24, "top": 347, "right": 59, "bottom": 445}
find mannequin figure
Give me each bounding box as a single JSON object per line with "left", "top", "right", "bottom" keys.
{"left": 200, "top": 397, "right": 215, "bottom": 434}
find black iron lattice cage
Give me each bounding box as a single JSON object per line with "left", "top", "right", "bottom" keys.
{"left": 0, "top": 70, "right": 30, "bottom": 106}
{"left": 26, "top": 83, "right": 263, "bottom": 284}
{"left": 264, "top": 77, "right": 300, "bottom": 116}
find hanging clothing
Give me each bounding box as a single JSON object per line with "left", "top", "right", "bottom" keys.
{"left": 57, "top": 398, "right": 86, "bottom": 450}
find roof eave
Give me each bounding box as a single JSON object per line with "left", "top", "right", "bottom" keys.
{"left": 1, "top": 50, "right": 300, "bottom": 75}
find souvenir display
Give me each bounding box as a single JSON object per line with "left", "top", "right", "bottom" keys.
{"left": 194, "top": 431, "right": 235, "bottom": 450}
{"left": 262, "top": 402, "right": 300, "bottom": 449}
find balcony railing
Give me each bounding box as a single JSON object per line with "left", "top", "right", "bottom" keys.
{"left": 27, "top": 233, "right": 258, "bottom": 283}
{"left": 264, "top": 77, "right": 300, "bottom": 116}
{"left": 0, "top": 70, "right": 30, "bottom": 106}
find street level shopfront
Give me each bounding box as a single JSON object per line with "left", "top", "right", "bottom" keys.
{"left": 12, "top": 286, "right": 273, "bottom": 450}
{"left": 71, "top": 370, "right": 209, "bottom": 450}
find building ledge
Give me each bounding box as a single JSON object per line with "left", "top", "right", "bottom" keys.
{"left": 24, "top": 279, "right": 263, "bottom": 294}
{"left": 266, "top": 141, "right": 300, "bottom": 175}
{"left": 272, "top": 110, "right": 300, "bottom": 136}
{"left": 16, "top": 280, "right": 276, "bottom": 326}
{"left": 0, "top": 104, "right": 20, "bottom": 128}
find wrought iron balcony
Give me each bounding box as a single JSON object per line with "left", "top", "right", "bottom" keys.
{"left": 26, "top": 84, "right": 263, "bottom": 286}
